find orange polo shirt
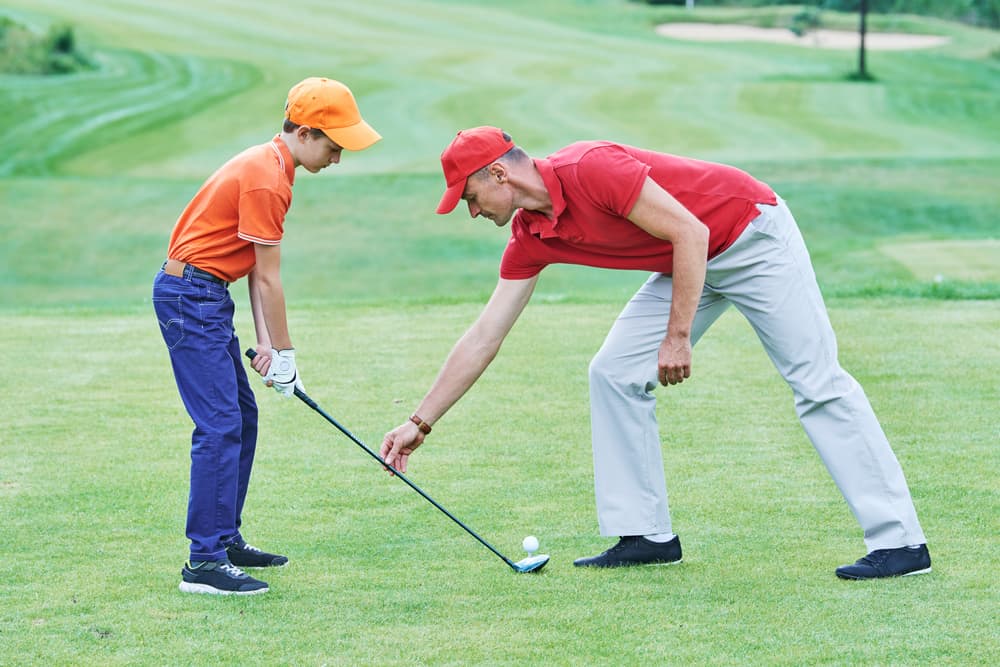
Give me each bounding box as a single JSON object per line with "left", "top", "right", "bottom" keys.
{"left": 166, "top": 135, "right": 296, "bottom": 282}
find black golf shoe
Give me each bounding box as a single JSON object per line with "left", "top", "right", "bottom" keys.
{"left": 226, "top": 540, "right": 289, "bottom": 568}
{"left": 574, "top": 535, "right": 683, "bottom": 568}
{"left": 835, "top": 544, "right": 931, "bottom": 580}
{"left": 179, "top": 560, "right": 269, "bottom": 595}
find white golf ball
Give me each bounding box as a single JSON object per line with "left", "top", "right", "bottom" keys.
{"left": 522, "top": 535, "right": 539, "bottom": 553}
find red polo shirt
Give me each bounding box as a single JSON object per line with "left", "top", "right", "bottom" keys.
{"left": 166, "top": 135, "right": 296, "bottom": 282}
{"left": 499, "top": 142, "right": 777, "bottom": 280}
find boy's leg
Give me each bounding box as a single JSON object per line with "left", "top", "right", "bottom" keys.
{"left": 154, "top": 274, "right": 244, "bottom": 562}
{"left": 220, "top": 333, "right": 288, "bottom": 568}
{"left": 228, "top": 332, "right": 258, "bottom": 544}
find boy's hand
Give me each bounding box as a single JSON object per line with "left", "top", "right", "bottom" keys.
{"left": 264, "top": 348, "right": 304, "bottom": 397}
{"left": 250, "top": 344, "right": 272, "bottom": 376}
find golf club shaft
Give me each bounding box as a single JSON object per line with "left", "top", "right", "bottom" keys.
{"left": 245, "top": 349, "right": 518, "bottom": 570}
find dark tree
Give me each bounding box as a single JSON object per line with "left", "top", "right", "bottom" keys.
{"left": 856, "top": 0, "right": 874, "bottom": 80}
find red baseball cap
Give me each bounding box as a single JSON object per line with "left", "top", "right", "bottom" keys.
{"left": 284, "top": 77, "right": 381, "bottom": 151}
{"left": 436, "top": 126, "right": 515, "bottom": 214}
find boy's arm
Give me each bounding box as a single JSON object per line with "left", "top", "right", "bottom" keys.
{"left": 247, "top": 268, "right": 273, "bottom": 376}
{"left": 380, "top": 275, "right": 539, "bottom": 473}
{"left": 251, "top": 243, "right": 292, "bottom": 350}
{"left": 246, "top": 243, "right": 299, "bottom": 394}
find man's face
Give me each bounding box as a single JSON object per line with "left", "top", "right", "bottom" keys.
{"left": 300, "top": 132, "right": 343, "bottom": 173}
{"left": 461, "top": 168, "right": 515, "bottom": 227}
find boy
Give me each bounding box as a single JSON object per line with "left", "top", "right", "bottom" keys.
{"left": 153, "top": 77, "right": 380, "bottom": 595}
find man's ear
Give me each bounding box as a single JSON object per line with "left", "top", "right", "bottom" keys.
{"left": 490, "top": 163, "right": 507, "bottom": 183}
{"left": 296, "top": 125, "right": 314, "bottom": 141}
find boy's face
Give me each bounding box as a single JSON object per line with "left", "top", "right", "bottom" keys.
{"left": 299, "top": 131, "right": 343, "bottom": 173}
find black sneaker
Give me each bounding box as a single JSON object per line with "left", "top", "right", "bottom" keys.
{"left": 179, "top": 559, "right": 269, "bottom": 595}
{"left": 226, "top": 540, "right": 289, "bottom": 568}
{"left": 573, "top": 535, "right": 683, "bottom": 568}
{"left": 835, "top": 544, "right": 931, "bottom": 580}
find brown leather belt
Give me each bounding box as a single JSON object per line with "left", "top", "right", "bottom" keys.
{"left": 162, "top": 258, "right": 229, "bottom": 287}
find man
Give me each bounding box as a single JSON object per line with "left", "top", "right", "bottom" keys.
{"left": 153, "top": 77, "right": 380, "bottom": 595}
{"left": 381, "top": 126, "right": 930, "bottom": 579}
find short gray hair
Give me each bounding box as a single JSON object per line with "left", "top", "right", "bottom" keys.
{"left": 470, "top": 144, "right": 529, "bottom": 180}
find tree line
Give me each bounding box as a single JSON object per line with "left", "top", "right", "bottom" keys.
{"left": 640, "top": 0, "right": 999, "bottom": 29}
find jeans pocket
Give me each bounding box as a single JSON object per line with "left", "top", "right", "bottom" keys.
{"left": 153, "top": 295, "right": 185, "bottom": 350}
{"left": 198, "top": 289, "right": 234, "bottom": 334}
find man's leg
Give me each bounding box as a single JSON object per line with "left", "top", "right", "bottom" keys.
{"left": 587, "top": 275, "right": 729, "bottom": 537}
{"left": 707, "top": 199, "right": 926, "bottom": 551}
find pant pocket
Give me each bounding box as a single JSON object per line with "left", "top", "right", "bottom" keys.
{"left": 153, "top": 295, "right": 185, "bottom": 350}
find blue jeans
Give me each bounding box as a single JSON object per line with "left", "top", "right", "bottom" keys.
{"left": 153, "top": 269, "right": 258, "bottom": 562}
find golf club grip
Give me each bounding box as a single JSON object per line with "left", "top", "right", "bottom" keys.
{"left": 243, "top": 348, "right": 517, "bottom": 568}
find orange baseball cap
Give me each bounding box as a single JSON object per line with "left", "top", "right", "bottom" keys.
{"left": 436, "top": 126, "right": 515, "bottom": 214}
{"left": 284, "top": 77, "right": 381, "bottom": 151}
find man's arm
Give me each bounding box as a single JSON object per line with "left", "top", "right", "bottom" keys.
{"left": 626, "top": 176, "right": 709, "bottom": 386}
{"left": 380, "top": 275, "right": 539, "bottom": 472}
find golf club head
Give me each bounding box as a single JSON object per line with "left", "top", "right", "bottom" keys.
{"left": 512, "top": 553, "right": 550, "bottom": 573}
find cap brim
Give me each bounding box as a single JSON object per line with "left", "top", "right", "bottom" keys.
{"left": 322, "top": 120, "right": 382, "bottom": 152}
{"left": 436, "top": 180, "right": 465, "bottom": 214}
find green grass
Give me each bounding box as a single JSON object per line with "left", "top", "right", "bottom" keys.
{"left": 880, "top": 239, "right": 1000, "bottom": 281}
{"left": 0, "top": 0, "right": 998, "bottom": 664}
{"left": 2, "top": 302, "right": 998, "bottom": 664}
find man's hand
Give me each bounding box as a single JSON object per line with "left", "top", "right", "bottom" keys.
{"left": 380, "top": 421, "right": 426, "bottom": 474}
{"left": 658, "top": 333, "right": 692, "bottom": 386}
{"left": 263, "top": 348, "right": 304, "bottom": 397}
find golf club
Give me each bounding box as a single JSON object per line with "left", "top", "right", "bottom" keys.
{"left": 245, "top": 349, "right": 549, "bottom": 574}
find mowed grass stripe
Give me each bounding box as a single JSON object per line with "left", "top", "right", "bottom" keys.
{"left": 879, "top": 239, "right": 1000, "bottom": 281}
{"left": 6, "top": 0, "right": 995, "bottom": 178}
{"left": 0, "top": 49, "right": 259, "bottom": 176}
{"left": 0, "top": 2, "right": 997, "bottom": 309}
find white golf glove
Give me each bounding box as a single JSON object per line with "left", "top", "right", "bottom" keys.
{"left": 263, "top": 348, "right": 304, "bottom": 397}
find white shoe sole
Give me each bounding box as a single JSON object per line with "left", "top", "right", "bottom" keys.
{"left": 901, "top": 566, "right": 932, "bottom": 576}
{"left": 178, "top": 581, "right": 269, "bottom": 595}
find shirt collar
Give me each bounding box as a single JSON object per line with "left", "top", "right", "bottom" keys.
{"left": 524, "top": 157, "right": 566, "bottom": 238}
{"left": 271, "top": 135, "right": 296, "bottom": 185}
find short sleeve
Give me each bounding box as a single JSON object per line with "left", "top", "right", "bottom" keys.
{"left": 499, "top": 218, "right": 548, "bottom": 280}
{"left": 237, "top": 188, "right": 289, "bottom": 245}
{"left": 575, "top": 146, "right": 650, "bottom": 217}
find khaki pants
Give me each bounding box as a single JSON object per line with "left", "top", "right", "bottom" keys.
{"left": 588, "top": 198, "right": 926, "bottom": 551}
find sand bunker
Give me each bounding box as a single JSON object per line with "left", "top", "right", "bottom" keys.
{"left": 655, "top": 23, "right": 949, "bottom": 50}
